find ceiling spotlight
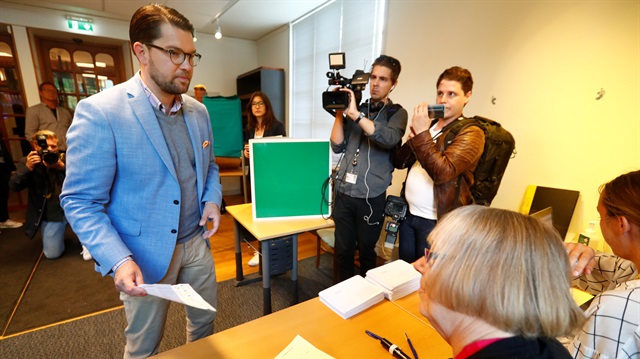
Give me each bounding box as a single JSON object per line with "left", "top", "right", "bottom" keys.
{"left": 214, "top": 19, "right": 222, "bottom": 40}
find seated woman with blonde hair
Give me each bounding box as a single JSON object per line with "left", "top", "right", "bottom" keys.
{"left": 415, "top": 205, "right": 585, "bottom": 358}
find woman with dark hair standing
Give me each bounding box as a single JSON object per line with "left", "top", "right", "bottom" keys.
{"left": 243, "top": 91, "right": 286, "bottom": 266}
{"left": 242, "top": 91, "right": 286, "bottom": 158}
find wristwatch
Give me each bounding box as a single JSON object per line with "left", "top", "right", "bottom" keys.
{"left": 355, "top": 112, "right": 365, "bottom": 124}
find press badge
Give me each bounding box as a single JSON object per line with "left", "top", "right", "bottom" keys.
{"left": 345, "top": 172, "right": 358, "bottom": 184}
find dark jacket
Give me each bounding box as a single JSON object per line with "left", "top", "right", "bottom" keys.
{"left": 9, "top": 156, "right": 65, "bottom": 238}
{"left": 243, "top": 120, "right": 286, "bottom": 143}
{"left": 468, "top": 336, "right": 572, "bottom": 358}
{"left": 393, "top": 120, "right": 484, "bottom": 219}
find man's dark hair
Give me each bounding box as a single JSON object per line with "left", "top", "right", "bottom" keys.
{"left": 372, "top": 55, "right": 402, "bottom": 84}
{"left": 437, "top": 66, "right": 473, "bottom": 94}
{"left": 39, "top": 81, "right": 56, "bottom": 92}
{"left": 129, "top": 4, "right": 194, "bottom": 50}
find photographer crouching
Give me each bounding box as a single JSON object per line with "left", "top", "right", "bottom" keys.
{"left": 9, "top": 130, "right": 83, "bottom": 259}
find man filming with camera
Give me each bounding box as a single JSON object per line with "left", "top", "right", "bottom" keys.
{"left": 10, "top": 130, "right": 68, "bottom": 259}
{"left": 330, "top": 55, "right": 408, "bottom": 282}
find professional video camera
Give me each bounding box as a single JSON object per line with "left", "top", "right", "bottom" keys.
{"left": 383, "top": 195, "right": 408, "bottom": 249}
{"left": 35, "top": 134, "right": 60, "bottom": 165}
{"left": 322, "top": 52, "right": 370, "bottom": 112}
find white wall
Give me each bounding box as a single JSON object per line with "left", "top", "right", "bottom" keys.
{"left": 384, "top": 0, "right": 640, "bottom": 236}
{"left": 256, "top": 25, "right": 290, "bottom": 129}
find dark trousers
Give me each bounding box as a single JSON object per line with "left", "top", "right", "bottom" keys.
{"left": 398, "top": 212, "right": 436, "bottom": 263}
{"left": 333, "top": 192, "right": 385, "bottom": 282}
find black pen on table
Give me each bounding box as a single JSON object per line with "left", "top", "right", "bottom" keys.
{"left": 405, "top": 332, "right": 418, "bottom": 359}
{"left": 366, "top": 330, "right": 413, "bottom": 359}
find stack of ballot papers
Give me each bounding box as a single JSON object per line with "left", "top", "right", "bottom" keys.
{"left": 365, "top": 259, "right": 421, "bottom": 301}
{"left": 318, "top": 275, "right": 385, "bottom": 319}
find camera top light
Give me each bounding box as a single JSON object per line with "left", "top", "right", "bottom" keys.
{"left": 328, "top": 52, "right": 345, "bottom": 70}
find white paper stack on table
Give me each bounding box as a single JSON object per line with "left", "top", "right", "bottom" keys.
{"left": 365, "top": 259, "right": 421, "bottom": 301}
{"left": 318, "top": 275, "right": 385, "bottom": 319}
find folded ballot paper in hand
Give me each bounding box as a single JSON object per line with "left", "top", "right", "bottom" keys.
{"left": 139, "top": 283, "right": 216, "bottom": 312}
{"left": 365, "top": 259, "right": 421, "bottom": 301}
{"left": 319, "top": 260, "right": 421, "bottom": 319}
{"left": 319, "top": 275, "right": 385, "bottom": 319}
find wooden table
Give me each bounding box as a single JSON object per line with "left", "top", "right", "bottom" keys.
{"left": 155, "top": 294, "right": 452, "bottom": 358}
{"left": 226, "top": 203, "right": 334, "bottom": 314}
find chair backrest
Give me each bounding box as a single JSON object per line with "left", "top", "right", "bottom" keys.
{"left": 202, "top": 95, "right": 243, "bottom": 157}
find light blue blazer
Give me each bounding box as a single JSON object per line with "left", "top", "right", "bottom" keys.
{"left": 60, "top": 76, "right": 222, "bottom": 284}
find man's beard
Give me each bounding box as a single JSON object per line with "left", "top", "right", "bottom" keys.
{"left": 149, "top": 58, "right": 190, "bottom": 95}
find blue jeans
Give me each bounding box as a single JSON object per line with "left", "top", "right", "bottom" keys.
{"left": 398, "top": 212, "right": 436, "bottom": 263}
{"left": 42, "top": 219, "right": 68, "bottom": 259}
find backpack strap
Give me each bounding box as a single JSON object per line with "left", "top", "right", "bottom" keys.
{"left": 441, "top": 117, "right": 483, "bottom": 208}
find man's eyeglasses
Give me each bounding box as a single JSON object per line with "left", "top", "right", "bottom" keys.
{"left": 252, "top": 101, "right": 265, "bottom": 108}
{"left": 144, "top": 43, "right": 202, "bottom": 67}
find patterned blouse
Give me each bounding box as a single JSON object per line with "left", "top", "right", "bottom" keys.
{"left": 569, "top": 253, "right": 640, "bottom": 359}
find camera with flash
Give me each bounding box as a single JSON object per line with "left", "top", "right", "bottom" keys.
{"left": 322, "top": 52, "right": 370, "bottom": 111}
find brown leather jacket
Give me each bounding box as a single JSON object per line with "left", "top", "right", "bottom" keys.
{"left": 393, "top": 124, "right": 485, "bottom": 219}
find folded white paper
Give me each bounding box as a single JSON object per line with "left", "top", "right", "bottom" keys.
{"left": 319, "top": 275, "right": 385, "bottom": 319}
{"left": 139, "top": 283, "right": 216, "bottom": 312}
{"left": 365, "top": 259, "right": 421, "bottom": 301}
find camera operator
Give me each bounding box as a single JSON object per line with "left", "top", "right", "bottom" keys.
{"left": 392, "top": 66, "right": 485, "bottom": 263}
{"left": 330, "top": 55, "right": 407, "bottom": 282}
{"left": 9, "top": 130, "right": 68, "bottom": 259}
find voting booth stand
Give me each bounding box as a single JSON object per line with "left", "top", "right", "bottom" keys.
{"left": 248, "top": 139, "right": 332, "bottom": 275}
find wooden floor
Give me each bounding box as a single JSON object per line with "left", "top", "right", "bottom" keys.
{"left": 7, "top": 193, "right": 323, "bottom": 283}
{"left": 212, "top": 195, "right": 321, "bottom": 282}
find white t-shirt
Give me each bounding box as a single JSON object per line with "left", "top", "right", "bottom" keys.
{"left": 403, "top": 124, "right": 443, "bottom": 220}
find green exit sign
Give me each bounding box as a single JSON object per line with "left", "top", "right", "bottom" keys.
{"left": 67, "top": 20, "right": 93, "bottom": 32}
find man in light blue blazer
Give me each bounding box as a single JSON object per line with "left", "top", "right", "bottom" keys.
{"left": 60, "top": 4, "right": 222, "bottom": 358}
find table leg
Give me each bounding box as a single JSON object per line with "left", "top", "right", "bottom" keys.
{"left": 233, "top": 219, "right": 244, "bottom": 282}
{"left": 292, "top": 234, "right": 298, "bottom": 305}
{"left": 261, "top": 240, "right": 271, "bottom": 315}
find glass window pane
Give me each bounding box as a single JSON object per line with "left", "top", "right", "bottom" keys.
{"left": 75, "top": 73, "right": 85, "bottom": 94}
{"left": 49, "top": 48, "right": 71, "bottom": 71}
{"left": 95, "top": 53, "right": 115, "bottom": 76}
{"left": 63, "top": 95, "right": 78, "bottom": 111}
{"left": 0, "top": 41, "right": 13, "bottom": 58}
{"left": 74, "top": 50, "right": 94, "bottom": 73}
{"left": 84, "top": 75, "right": 98, "bottom": 95}
{"left": 53, "top": 72, "right": 75, "bottom": 93}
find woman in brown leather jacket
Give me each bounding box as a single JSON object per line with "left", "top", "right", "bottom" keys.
{"left": 392, "top": 66, "right": 484, "bottom": 262}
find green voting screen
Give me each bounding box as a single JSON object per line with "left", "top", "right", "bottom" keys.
{"left": 250, "top": 139, "right": 331, "bottom": 220}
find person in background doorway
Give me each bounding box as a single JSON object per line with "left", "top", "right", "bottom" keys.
{"left": 243, "top": 91, "right": 286, "bottom": 266}
{"left": 392, "top": 66, "right": 485, "bottom": 263}
{"left": 193, "top": 83, "right": 207, "bottom": 103}
{"left": 25, "top": 82, "right": 72, "bottom": 152}
{"left": 10, "top": 130, "right": 67, "bottom": 259}
{"left": 566, "top": 170, "right": 640, "bottom": 359}
{"left": 416, "top": 205, "right": 584, "bottom": 358}
{"left": 60, "top": 4, "right": 222, "bottom": 357}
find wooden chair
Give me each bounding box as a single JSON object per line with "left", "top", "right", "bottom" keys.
{"left": 314, "top": 228, "right": 337, "bottom": 283}
{"left": 314, "top": 227, "right": 361, "bottom": 284}
{"left": 217, "top": 156, "right": 248, "bottom": 203}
